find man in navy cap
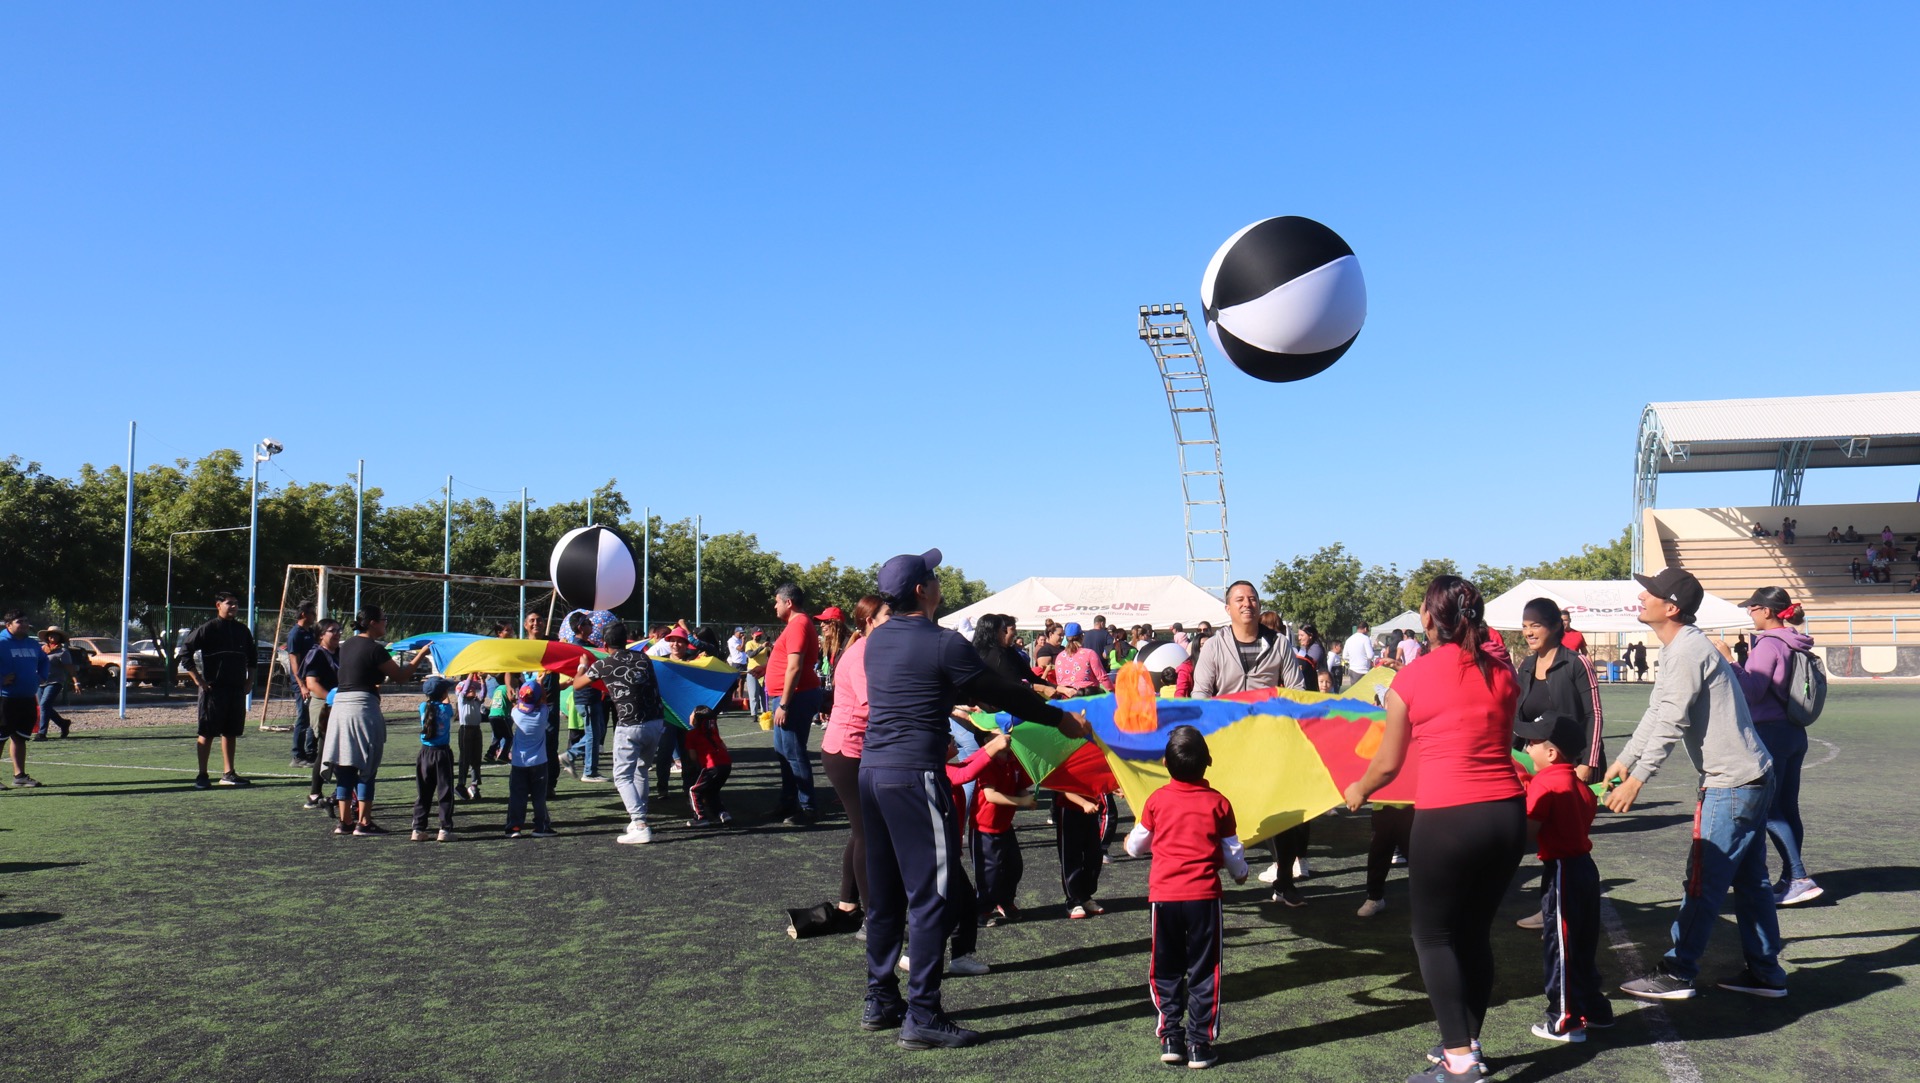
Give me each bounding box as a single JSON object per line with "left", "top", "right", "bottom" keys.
{"left": 858, "top": 549, "right": 1089, "bottom": 1049}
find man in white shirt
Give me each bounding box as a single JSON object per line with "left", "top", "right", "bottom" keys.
{"left": 1340, "top": 622, "right": 1376, "bottom": 690}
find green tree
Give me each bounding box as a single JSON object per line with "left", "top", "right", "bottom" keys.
{"left": 1521, "top": 528, "right": 1632, "bottom": 580}
{"left": 1471, "top": 562, "right": 1520, "bottom": 601}
{"left": 1357, "top": 563, "right": 1405, "bottom": 625}
{"left": 1399, "top": 557, "right": 1462, "bottom": 613}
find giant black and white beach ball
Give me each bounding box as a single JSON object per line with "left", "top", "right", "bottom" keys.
{"left": 549, "top": 525, "right": 637, "bottom": 611}
{"left": 1200, "top": 216, "right": 1366, "bottom": 383}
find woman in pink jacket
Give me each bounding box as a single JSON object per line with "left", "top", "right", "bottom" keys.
{"left": 793, "top": 595, "right": 890, "bottom": 938}
{"left": 1717, "top": 586, "right": 1821, "bottom": 908}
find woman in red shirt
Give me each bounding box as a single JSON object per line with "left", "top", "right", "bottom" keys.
{"left": 1344, "top": 576, "right": 1524, "bottom": 1082}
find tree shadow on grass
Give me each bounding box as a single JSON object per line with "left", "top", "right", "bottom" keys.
{"left": 0, "top": 911, "right": 61, "bottom": 930}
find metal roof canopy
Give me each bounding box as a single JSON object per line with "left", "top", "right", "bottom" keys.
{"left": 1631, "top": 391, "right": 1920, "bottom": 571}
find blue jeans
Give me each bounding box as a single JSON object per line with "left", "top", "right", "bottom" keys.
{"left": 948, "top": 718, "right": 983, "bottom": 807}
{"left": 1754, "top": 720, "right": 1809, "bottom": 881}
{"left": 1665, "top": 779, "right": 1786, "bottom": 984}
{"left": 36, "top": 683, "right": 68, "bottom": 730}
{"left": 567, "top": 686, "right": 608, "bottom": 776}
{"left": 290, "top": 689, "right": 314, "bottom": 760}
{"left": 769, "top": 687, "right": 823, "bottom": 813}
{"left": 333, "top": 764, "right": 375, "bottom": 802}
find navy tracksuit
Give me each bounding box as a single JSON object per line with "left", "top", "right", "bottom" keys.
{"left": 1541, "top": 853, "right": 1609, "bottom": 1030}
{"left": 861, "top": 766, "right": 973, "bottom": 1022}
{"left": 1151, "top": 899, "right": 1224, "bottom": 1043}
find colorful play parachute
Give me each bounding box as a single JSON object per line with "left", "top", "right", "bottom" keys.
{"left": 438, "top": 637, "right": 739, "bottom": 730}
{"left": 973, "top": 713, "right": 1119, "bottom": 799}
{"left": 387, "top": 632, "right": 487, "bottom": 674}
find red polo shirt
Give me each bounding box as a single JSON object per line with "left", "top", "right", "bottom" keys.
{"left": 1561, "top": 629, "right": 1586, "bottom": 652}
{"left": 1525, "top": 762, "right": 1595, "bottom": 861}
{"left": 1138, "top": 778, "right": 1238, "bottom": 902}
{"left": 765, "top": 613, "right": 821, "bottom": 699}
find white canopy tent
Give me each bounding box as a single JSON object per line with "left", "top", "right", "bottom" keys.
{"left": 1373, "top": 610, "right": 1423, "bottom": 635}
{"left": 939, "top": 576, "right": 1227, "bottom": 632}
{"left": 1482, "top": 579, "right": 1750, "bottom": 633}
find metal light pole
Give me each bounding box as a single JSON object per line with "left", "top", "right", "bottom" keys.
{"left": 518, "top": 487, "right": 528, "bottom": 629}
{"left": 442, "top": 474, "right": 452, "bottom": 630}
{"left": 694, "top": 514, "right": 704, "bottom": 627}
{"left": 641, "top": 505, "right": 651, "bottom": 631}
{"left": 247, "top": 438, "right": 283, "bottom": 711}
{"left": 119, "top": 422, "right": 135, "bottom": 719}
{"left": 353, "top": 459, "right": 364, "bottom": 618}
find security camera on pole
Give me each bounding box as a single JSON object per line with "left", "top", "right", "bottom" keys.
{"left": 247, "top": 437, "right": 283, "bottom": 712}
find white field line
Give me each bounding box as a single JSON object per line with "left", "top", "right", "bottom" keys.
{"left": 26, "top": 761, "right": 310, "bottom": 779}
{"left": 1806, "top": 737, "right": 1840, "bottom": 769}
{"left": 1599, "top": 896, "right": 1703, "bottom": 1083}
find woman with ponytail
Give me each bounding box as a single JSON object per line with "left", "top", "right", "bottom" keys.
{"left": 1719, "top": 587, "right": 1822, "bottom": 907}
{"left": 1343, "top": 575, "right": 1524, "bottom": 1081}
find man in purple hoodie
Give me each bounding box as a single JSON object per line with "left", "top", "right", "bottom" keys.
{"left": 1718, "top": 586, "right": 1822, "bottom": 908}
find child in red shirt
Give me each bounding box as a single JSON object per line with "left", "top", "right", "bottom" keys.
{"left": 1516, "top": 712, "right": 1610, "bottom": 1043}
{"left": 898, "top": 732, "right": 1013, "bottom": 979}
{"left": 972, "top": 747, "right": 1036, "bottom": 926}
{"left": 683, "top": 706, "right": 733, "bottom": 828}
{"left": 1123, "top": 725, "right": 1249, "bottom": 1070}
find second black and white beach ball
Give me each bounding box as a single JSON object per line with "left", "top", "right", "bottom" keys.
{"left": 550, "top": 525, "right": 637, "bottom": 611}
{"left": 1200, "top": 216, "right": 1366, "bottom": 383}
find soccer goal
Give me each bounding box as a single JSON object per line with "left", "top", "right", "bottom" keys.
{"left": 258, "top": 565, "right": 562, "bottom": 725}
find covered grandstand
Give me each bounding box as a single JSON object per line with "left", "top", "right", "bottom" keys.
{"left": 1632, "top": 391, "right": 1920, "bottom": 675}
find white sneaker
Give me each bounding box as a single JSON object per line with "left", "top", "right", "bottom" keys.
{"left": 1778, "top": 878, "right": 1824, "bottom": 907}
{"left": 1392, "top": 851, "right": 1407, "bottom": 866}
{"left": 1257, "top": 862, "right": 1280, "bottom": 884}
{"left": 1356, "top": 898, "right": 1387, "bottom": 918}
{"left": 1517, "top": 910, "right": 1545, "bottom": 930}
{"left": 897, "top": 954, "right": 910, "bottom": 971}
{"left": 947, "top": 954, "right": 991, "bottom": 976}
{"left": 617, "top": 821, "right": 653, "bottom": 845}
{"left": 1293, "top": 857, "right": 1312, "bottom": 880}
{"left": 436, "top": 829, "right": 450, "bottom": 842}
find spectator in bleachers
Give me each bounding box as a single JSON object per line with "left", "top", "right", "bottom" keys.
{"left": 1906, "top": 572, "right": 1920, "bottom": 594}
{"left": 1849, "top": 557, "right": 1865, "bottom": 583}
{"left": 1882, "top": 526, "right": 1896, "bottom": 548}
{"left": 1780, "top": 517, "right": 1795, "bottom": 545}
{"left": 1749, "top": 522, "right": 1771, "bottom": 538}
{"left": 1825, "top": 526, "right": 1841, "bottom": 544}
{"left": 1843, "top": 525, "right": 1860, "bottom": 543}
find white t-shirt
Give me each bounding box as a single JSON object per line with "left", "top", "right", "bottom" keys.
{"left": 1342, "top": 631, "right": 1376, "bottom": 671}
{"left": 727, "top": 634, "right": 748, "bottom": 665}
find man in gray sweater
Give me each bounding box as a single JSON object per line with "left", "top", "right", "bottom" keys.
{"left": 1604, "top": 568, "right": 1788, "bottom": 1001}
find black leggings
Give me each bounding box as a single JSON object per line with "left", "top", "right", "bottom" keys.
{"left": 1409, "top": 798, "right": 1525, "bottom": 1048}
{"left": 822, "top": 750, "right": 867, "bottom": 908}
{"left": 1366, "top": 805, "right": 1414, "bottom": 901}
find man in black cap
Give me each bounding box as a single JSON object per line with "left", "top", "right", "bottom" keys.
{"left": 857, "top": 548, "right": 1089, "bottom": 1049}
{"left": 1606, "top": 568, "right": 1786, "bottom": 1001}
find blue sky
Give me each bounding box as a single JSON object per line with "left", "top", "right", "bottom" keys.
{"left": 7, "top": 3, "right": 1919, "bottom": 589}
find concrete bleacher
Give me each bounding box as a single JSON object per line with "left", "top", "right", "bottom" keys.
{"left": 1644, "top": 502, "right": 1920, "bottom": 669}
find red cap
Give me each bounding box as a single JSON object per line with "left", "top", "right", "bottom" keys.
{"left": 816, "top": 606, "right": 846, "bottom": 622}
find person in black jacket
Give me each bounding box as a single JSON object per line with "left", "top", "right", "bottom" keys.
{"left": 176, "top": 592, "right": 261, "bottom": 789}
{"left": 1514, "top": 599, "right": 1606, "bottom": 783}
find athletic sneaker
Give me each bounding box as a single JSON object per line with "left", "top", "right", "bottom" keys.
{"left": 688, "top": 817, "right": 719, "bottom": 828}
{"left": 1583, "top": 1009, "right": 1616, "bottom": 1029}
{"left": 1423, "top": 1044, "right": 1488, "bottom": 1078}
{"left": 1271, "top": 887, "right": 1306, "bottom": 908}
{"left": 1777, "top": 878, "right": 1824, "bottom": 907}
{"left": 352, "top": 823, "right": 388, "bottom": 836}
{"left": 860, "top": 994, "right": 905, "bottom": 1031}
{"left": 718, "top": 811, "right": 734, "bottom": 826}
{"left": 580, "top": 774, "right": 609, "bottom": 783}
{"left": 1187, "top": 1040, "right": 1217, "bottom": 1069}
{"left": 410, "top": 830, "right": 429, "bottom": 841}
{"left": 897, "top": 1013, "right": 980, "bottom": 1050}
{"left": 897, "top": 954, "right": 911, "bottom": 971}
{"left": 1531, "top": 1020, "right": 1586, "bottom": 1043}
{"left": 1257, "top": 862, "right": 1280, "bottom": 884}
{"left": 1716, "top": 968, "right": 1788, "bottom": 998}
{"left": 1085, "top": 899, "right": 1107, "bottom": 915}
{"left": 218, "top": 772, "right": 251, "bottom": 787}
{"left": 303, "top": 795, "right": 326, "bottom": 810}
{"left": 1357, "top": 898, "right": 1388, "bottom": 918}
{"left": 505, "top": 827, "right": 523, "bottom": 838}
{"left": 618, "top": 821, "right": 653, "bottom": 845}
{"left": 12, "top": 775, "right": 39, "bottom": 788}
{"left": 466, "top": 785, "right": 481, "bottom": 801}
{"left": 1410, "top": 1064, "right": 1484, "bottom": 1083}
{"left": 531, "top": 826, "right": 558, "bottom": 838}
{"left": 1161, "top": 1033, "right": 1188, "bottom": 1064}
{"left": 559, "top": 751, "right": 579, "bottom": 779}
{"left": 1621, "top": 969, "right": 1697, "bottom": 1000}
{"left": 1392, "top": 851, "right": 1408, "bottom": 866}
{"left": 436, "top": 829, "right": 450, "bottom": 842}
{"left": 1516, "top": 910, "right": 1545, "bottom": 930}
{"left": 333, "top": 823, "right": 352, "bottom": 835}
{"left": 193, "top": 774, "right": 213, "bottom": 790}
{"left": 782, "top": 808, "right": 816, "bottom": 827}
{"left": 1069, "top": 905, "right": 1090, "bottom": 920}
{"left": 947, "top": 954, "right": 990, "bottom": 976}
{"left": 1293, "top": 856, "right": 1312, "bottom": 879}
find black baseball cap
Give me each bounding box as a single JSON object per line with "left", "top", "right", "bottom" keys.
{"left": 1633, "top": 568, "right": 1704, "bottom": 623}
{"left": 877, "top": 549, "right": 943, "bottom": 600}
{"left": 1514, "top": 711, "right": 1584, "bottom": 761}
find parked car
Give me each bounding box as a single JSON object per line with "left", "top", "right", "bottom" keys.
{"left": 68, "top": 637, "right": 168, "bottom": 686}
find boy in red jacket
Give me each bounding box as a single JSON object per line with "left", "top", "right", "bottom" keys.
{"left": 1517, "top": 712, "right": 1611, "bottom": 1043}
{"left": 1123, "top": 725, "right": 1249, "bottom": 1070}
{"left": 683, "top": 706, "right": 733, "bottom": 828}
{"left": 973, "top": 745, "right": 1036, "bottom": 926}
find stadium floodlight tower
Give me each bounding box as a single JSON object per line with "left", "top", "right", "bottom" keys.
{"left": 1137, "top": 303, "right": 1231, "bottom": 597}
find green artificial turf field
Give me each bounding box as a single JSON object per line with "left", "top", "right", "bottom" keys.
{"left": 2, "top": 684, "right": 1915, "bottom": 1082}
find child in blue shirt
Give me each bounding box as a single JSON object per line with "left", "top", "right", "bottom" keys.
{"left": 507, "top": 681, "right": 556, "bottom": 838}
{"left": 411, "top": 676, "right": 457, "bottom": 842}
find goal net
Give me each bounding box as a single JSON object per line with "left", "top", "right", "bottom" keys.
{"left": 258, "top": 564, "right": 561, "bottom": 724}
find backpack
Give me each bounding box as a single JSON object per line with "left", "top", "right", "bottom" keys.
{"left": 1782, "top": 647, "right": 1827, "bottom": 727}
